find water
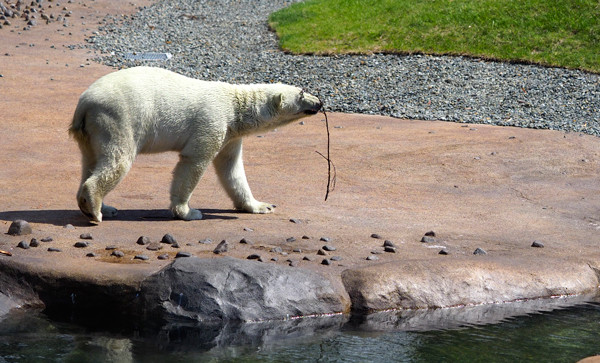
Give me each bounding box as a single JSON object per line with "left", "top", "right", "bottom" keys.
{"left": 1, "top": 297, "right": 599, "bottom": 362}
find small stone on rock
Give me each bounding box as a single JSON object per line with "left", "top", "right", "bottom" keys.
{"left": 439, "top": 249, "right": 449, "bottom": 255}
{"left": 424, "top": 231, "right": 436, "bottom": 237}
{"left": 48, "top": 247, "right": 61, "bottom": 252}
{"left": 29, "top": 238, "right": 39, "bottom": 247}
{"left": 322, "top": 245, "right": 336, "bottom": 251}
{"left": 105, "top": 245, "right": 117, "bottom": 250}
{"left": 136, "top": 236, "right": 150, "bottom": 245}
{"left": 17, "top": 240, "right": 30, "bottom": 249}
{"left": 384, "top": 246, "right": 396, "bottom": 253}
{"left": 330, "top": 256, "right": 342, "bottom": 261}
{"left": 321, "top": 259, "right": 331, "bottom": 265}
{"left": 79, "top": 233, "right": 93, "bottom": 240}
{"left": 134, "top": 254, "right": 149, "bottom": 261}
{"left": 175, "top": 251, "right": 192, "bottom": 258}
{"left": 243, "top": 227, "right": 254, "bottom": 232}
{"left": 111, "top": 250, "right": 124, "bottom": 257}
{"left": 41, "top": 237, "right": 53, "bottom": 242}
{"left": 293, "top": 248, "right": 302, "bottom": 253}
{"left": 157, "top": 254, "right": 169, "bottom": 260}
{"left": 74, "top": 241, "right": 88, "bottom": 248}
{"left": 383, "top": 240, "right": 396, "bottom": 248}
{"left": 531, "top": 241, "right": 545, "bottom": 248}
{"left": 146, "top": 242, "right": 163, "bottom": 251}
{"left": 320, "top": 237, "right": 331, "bottom": 242}
{"left": 63, "top": 224, "right": 74, "bottom": 230}
{"left": 247, "top": 254, "right": 261, "bottom": 260}
{"left": 286, "top": 237, "right": 296, "bottom": 243}
{"left": 270, "top": 246, "right": 283, "bottom": 253}
{"left": 199, "top": 238, "right": 212, "bottom": 244}
{"left": 303, "top": 256, "right": 314, "bottom": 261}
{"left": 302, "top": 235, "right": 310, "bottom": 239}
{"left": 239, "top": 238, "right": 253, "bottom": 245}
{"left": 473, "top": 248, "right": 487, "bottom": 255}
{"left": 317, "top": 249, "right": 328, "bottom": 256}
{"left": 213, "top": 240, "right": 228, "bottom": 254}
{"left": 370, "top": 233, "right": 382, "bottom": 239}
{"left": 161, "top": 233, "right": 177, "bottom": 245}
{"left": 421, "top": 236, "right": 436, "bottom": 243}
{"left": 366, "top": 255, "right": 379, "bottom": 261}
{"left": 86, "top": 252, "right": 97, "bottom": 258}
{"left": 8, "top": 220, "right": 32, "bottom": 236}
{"left": 289, "top": 218, "right": 301, "bottom": 224}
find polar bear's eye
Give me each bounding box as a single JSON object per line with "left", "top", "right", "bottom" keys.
{"left": 299, "top": 89, "right": 304, "bottom": 99}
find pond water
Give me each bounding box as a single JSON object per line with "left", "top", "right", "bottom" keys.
{"left": 1, "top": 296, "right": 599, "bottom": 362}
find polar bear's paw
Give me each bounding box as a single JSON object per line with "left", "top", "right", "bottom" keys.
{"left": 171, "top": 204, "right": 203, "bottom": 221}
{"left": 242, "top": 201, "right": 276, "bottom": 214}
{"left": 101, "top": 204, "right": 118, "bottom": 218}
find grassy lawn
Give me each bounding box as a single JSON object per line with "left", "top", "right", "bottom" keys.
{"left": 269, "top": 0, "right": 600, "bottom": 73}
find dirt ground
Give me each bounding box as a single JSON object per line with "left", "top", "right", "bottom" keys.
{"left": 1, "top": 0, "right": 599, "bottom": 313}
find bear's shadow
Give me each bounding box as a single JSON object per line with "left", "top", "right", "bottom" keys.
{"left": 0, "top": 209, "right": 237, "bottom": 227}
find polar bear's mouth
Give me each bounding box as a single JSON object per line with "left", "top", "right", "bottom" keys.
{"left": 304, "top": 109, "right": 320, "bottom": 115}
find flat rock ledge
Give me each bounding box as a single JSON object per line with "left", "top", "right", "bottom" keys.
{"left": 1, "top": 255, "right": 600, "bottom": 328}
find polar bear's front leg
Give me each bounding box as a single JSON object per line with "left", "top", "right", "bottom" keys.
{"left": 170, "top": 155, "right": 209, "bottom": 221}
{"left": 214, "top": 138, "right": 276, "bottom": 214}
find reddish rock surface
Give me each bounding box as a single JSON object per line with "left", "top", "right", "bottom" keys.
{"left": 0, "top": 0, "right": 599, "bottom": 319}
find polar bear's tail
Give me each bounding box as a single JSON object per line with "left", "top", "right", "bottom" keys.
{"left": 68, "top": 102, "right": 88, "bottom": 144}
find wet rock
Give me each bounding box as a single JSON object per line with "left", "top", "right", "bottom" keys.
{"left": 383, "top": 240, "right": 396, "bottom": 248}
{"left": 270, "top": 246, "right": 283, "bottom": 253}
{"left": 79, "top": 233, "right": 93, "bottom": 240}
{"left": 366, "top": 255, "right": 379, "bottom": 261}
{"left": 247, "top": 254, "right": 261, "bottom": 260}
{"left": 136, "top": 236, "right": 150, "bottom": 245}
{"left": 213, "top": 240, "right": 228, "bottom": 254}
{"left": 439, "top": 249, "right": 449, "bottom": 255}
{"left": 175, "top": 251, "right": 192, "bottom": 258}
{"left": 384, "top": 246, "right": 396, "bottom": 253}
{"left": 317, "top": 249, "right": 328, "bottom": 256}
{"left": 285, "top": 237, "right": 296, "bottom": 243}
{"left": 29, "top": 238, "right": 39, "bottom": 247}
{"left": 146, "top": 242, "right": 163, "bottom": 251}
{"left": 73, "top": 241, "right": 89, "bottom": 248}
{"left": 239, "top": 238, "right": 253, "bottom": 245}
{"left": 157, "top": 254, "right": 169, "bottom": 260}
{"left": 531, "top": 241, "right": 545, "bottom": 248}
{"left": 473, "top": 248, "right": 487, "bottom": 255}
{"left": 321, "top": 259, "right": 331, "bottom": 265}
{"left": 40, "top": 237, "right": 53, "bottom": 242}
{"left": 47, "top": 247, "right": 61, "bottom": 252}
{"left": 198, "top": 238, "right": 212, "bottom": 244}
{"left": 161, "top": 233, "right": 177, "bottom": 245}
{"left": 111, "top": 250, "right": 124, "bottom": 257}
{"left": 17, "top": 240, "right": 30, "bottom": 249}
{"left": 8, "top": 220, "right": 32, "bottom": 236}
{"left": 134, "top": 254, "right": 149, "bottom": 261}
{"left": 370, "top": 233, "right": 382, "bottom": 239}
{"left": 322, "top": 245, "right": 336, "bottom": 251}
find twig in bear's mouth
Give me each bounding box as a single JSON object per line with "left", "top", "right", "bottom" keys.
{"left": 315, "top": 108, "right": 336, "bottom": 201}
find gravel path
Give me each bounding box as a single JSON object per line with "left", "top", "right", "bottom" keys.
{"left": 87, "top": 0, "right": 600, "bottom": 136}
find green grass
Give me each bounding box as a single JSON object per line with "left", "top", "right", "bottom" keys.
{"left": 269, "top": 0, "right": 600, "bottom": 73}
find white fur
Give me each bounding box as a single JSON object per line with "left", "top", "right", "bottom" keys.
{"left": 69, "top": 66, "right": 322, "bottom": 222}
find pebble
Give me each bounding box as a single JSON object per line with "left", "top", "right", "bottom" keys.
{"left": 317, "top": 249, "right": 328, "bottom": 256}
{"left": 330, "top": 256, "right": 342, "bottom": 261}
{"left": 171, "top": 242, "right": 180, "bottom": 248}
{"left": 383, "top": 240, "right": 396, "bottom": 248}
{"left": 74, "top": 241, "right": 89, "bottom": 248}
{"left": 439, "top": 248, "right": 449, "bottom": 255}
{"left": 111, "top": 250, "right": 124, "bottom": 257}
{"left": 86, "top": 252, "right": 97, "bottom": 258}
{"left": 271, "top": 257, "right": 278, "bottom": 262}
{"left": 136, "top": 236, "right": 150, "bottom": 245}
{"left": 79, "top": 233, "right": 93, "bottom": 240}
{"left": 289, "top": 218, "right": 301, "bottom": 224}
{"left": 247, "top": 254, "right": 261, "bottom": 260}
{"left": 370, "top": 233, "right": 382, "bottom": 239}
{"left": 157, "top": 254, "right": 169, "bottom": 260}
{"left": 199, "top": 238, "right": 212, "bottom": 244}
{"left": 320, "top": 237, "right": 331, "bottom": 242}
{"left": 213, "top": 240, "right": 228, "bottom": 254}
{"left": 425, "top": 231, "right": 437, "bottom": 237}
{"left": 48, "top": 247, "right": 61, "bottom": 252}
{"left": 29, "top": 238, "right": 39, "bottom": 247}
{"left": 303, "top": 256, "right": 314, "bottom": 261}
{"left": 17, "top": 240, "right": 30, "bottom": 249}
{"left": 105, "top": 245, "right": 117, "bottom": 250}
{"left": 322, "top": 245, "right": 336, "bottom": 251}
{"left": 473, "top": 248, "right": 487, "bottom": 255}
{"left": 292, "top": 248, "right": 302, "bottom": 253}
{"left": 146, "top": 242, "right": 163, "bottom": 251}
{"left": 531, "top": 241, "right": 545, "bottom": 248}
{"left": 289, "top": 260, "right": 297, "bottom": 267}
{"left": 134, "top": 254, "right": 149, "bottom": 261}
{"left": 239, "top": 238, "right": 253, "bottom": 245}
{"left": 371, "top": 250, "right": 383, "bottom": 254}
{"left": 302, "top": 235, "right": 310, "bottom": 240}
{"left": 285, "top": 237, "right": 296, "bottom": 243}
{"left": 421, "top": 236, "right": 436, "bottom": 243}
{"left": 175, "top": 251, "right": 192, "bottom": 258}
{"left": 161, "top": 233, "right": 177, "bottom": 245}
{"left": 63, "top": 224, "right": 74, "bottom": 230}
{"left": 8, "top": 220, "right": 32, "bottom": 236}
{"left": 40, "top": 237, "right": 53, "bottom": 242}
{"left": 270, "top": 246, "right": 283, "bottom": 253}
{"left": 321, "top": 259, "right": 331, "bottom": 266}
{"left": 366, "top": 255, "right": 379, "bottom": 261}
{"left": 243, "top": 227, "right": 254, "bottom": 232}
{"left": 384, "top": 246, "right": 396, "bottom": 253}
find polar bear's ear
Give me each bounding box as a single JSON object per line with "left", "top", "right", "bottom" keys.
{"left": 272, "top": 93, "right": 283, "bottom": 111}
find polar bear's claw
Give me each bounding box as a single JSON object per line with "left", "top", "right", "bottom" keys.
{"left": 244, "top": 201, "right": 276, "bottom": 214}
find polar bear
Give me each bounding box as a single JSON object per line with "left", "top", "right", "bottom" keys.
{"left": 69, "top": 66, "right": 322, "bottom": 222}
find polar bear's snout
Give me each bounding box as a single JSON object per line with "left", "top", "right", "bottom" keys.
{"left": 299, "top": 90, "right": 323, "bottom": 115}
